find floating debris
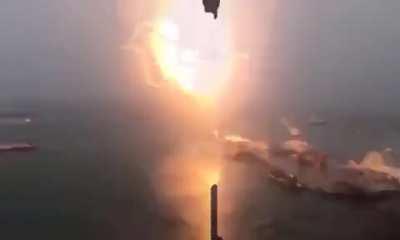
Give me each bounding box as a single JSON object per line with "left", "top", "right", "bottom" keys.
{"left": 218, "top": 131, "right": 400, "bottom": 197}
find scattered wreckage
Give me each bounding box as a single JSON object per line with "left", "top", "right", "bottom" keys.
{"left": 218, "top": 132, "right": 400, "bottom": 198}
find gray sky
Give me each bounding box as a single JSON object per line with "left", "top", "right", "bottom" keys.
{"left": 273, "top": 0, "right": 400, "bottom": 112}
{"left": 0, "top": 0, "right": 118, "bottom": 101}
{"left": 1, "top": 0, "right": 399, "bottom": 111}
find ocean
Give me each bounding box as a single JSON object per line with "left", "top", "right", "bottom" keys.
{"left": 1, "top": 98, "right": 400, "bottom": 240}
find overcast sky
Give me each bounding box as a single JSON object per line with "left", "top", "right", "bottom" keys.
{"left": 1, "top": 0, "right": 399, "bottom": 112}
{"left": 274, "top": 0, "right": 400, "bottom": 112}
{"left": 0, "top": 0, "right": 118, "bottom": 101}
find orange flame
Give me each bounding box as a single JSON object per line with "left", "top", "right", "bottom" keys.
{"left": 122, "top": 0, "right": 234, "bottom": 105}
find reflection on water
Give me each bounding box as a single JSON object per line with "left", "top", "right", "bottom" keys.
{"left": 1, "top": 101, "right": 400, "bottom": 240}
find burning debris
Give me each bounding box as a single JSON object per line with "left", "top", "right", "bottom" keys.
{"left": 214, "top": 131, "right": 269, "bottom": 163}
{"left": 346, "top": 149, "right": 400, "bottom": 182}
{"left": 216, "top": 124, "right": 400, "bottom": 197}
{"left": 280, "top": 117, "right": 302, "bottom": 138}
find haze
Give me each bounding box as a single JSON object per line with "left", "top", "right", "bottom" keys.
{"left": 2, "top": 1, "right": 400, "bottom": 240}
{"left": 1, "top": 0, "right": 400, "bottom": 112}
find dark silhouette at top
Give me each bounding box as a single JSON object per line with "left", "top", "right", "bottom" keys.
{"left": 203, "top": 0, "right": 220, "bottom": 19}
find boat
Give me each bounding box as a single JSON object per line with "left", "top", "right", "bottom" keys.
{"left": 0, "top": 143, "right": 36, "bottom": 152}
{"left": 309, "top": 115, "right": 327, "bottom": 126}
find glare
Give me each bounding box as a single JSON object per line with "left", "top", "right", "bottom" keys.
{"left": 144, "top": 1, "right": 232, "bottom": 104}
{"left": 205, "top": 170, "right": 221, "bottom": 186}
{"left": 158, "top": 20, "right": 179, "bottom": 41}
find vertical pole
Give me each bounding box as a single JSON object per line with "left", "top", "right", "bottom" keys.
{"left": 211, "top": 184, "right": 219, "bottom": 240}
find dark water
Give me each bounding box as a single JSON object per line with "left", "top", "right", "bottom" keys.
{"left": 221, "top": 160, "right": 400, "bottom": 240}
{"left": 1, "top": 100, "right": 400, "bottom": 240}
{"left": 0, "top": 100, "right": 163, "bottom": 240}
{"left": 220, "top": 110, "right": 400, "bottom": 240}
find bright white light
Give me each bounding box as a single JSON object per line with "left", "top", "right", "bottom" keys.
{"left": 158, "top": 20, "right": 179, "bottom": 41}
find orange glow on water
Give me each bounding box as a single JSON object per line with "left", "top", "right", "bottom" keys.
{"left": 153, "top": 142, "right": 223, "bottom": 240}
{"left": 119, "top": 1, "right": 237, "bottom": 239}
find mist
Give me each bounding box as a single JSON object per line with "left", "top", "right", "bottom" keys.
{"left": 0, "top": 0, "right": 120, "bottom": 103}
{"left": 2, "top": 0, "right": 400, "bottom": 111}
{"left": 267, "top": 0, "right": 400, "bottom": 113}
{"left": 2, "top": 1, "right": 400, "bottom": 240}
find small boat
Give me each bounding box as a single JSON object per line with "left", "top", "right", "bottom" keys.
{"left": 309, "top": 115, "right": 327, "bottom": 126}
{"left": 0, "top": 143, "right": 36, "bottom": 152}
{"left": 0, "top": 117, "right": 32, "bottom": 125}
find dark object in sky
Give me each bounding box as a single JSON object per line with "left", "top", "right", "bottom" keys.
{"left": 203, "top": 0, "right": 220, "bottom": 19}
{"left": 211, "top": 184, "right": 223, "bottom": 240}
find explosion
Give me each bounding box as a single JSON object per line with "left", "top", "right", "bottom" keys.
{"left": 120, "top": 1, "right": 237, "bottom": 239}
{"left": 151, "top": 18, "right": 232, "bottom": 103}
{"left": 123, "top": 0, "right": 233, "bottom": 105}
{"left": 150, "top": 20, "right": 195, "bottom": 93}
